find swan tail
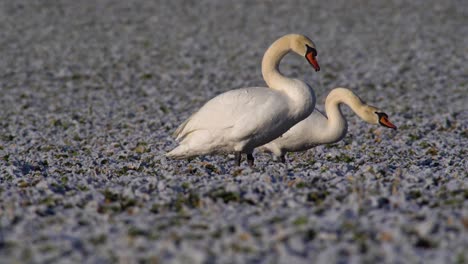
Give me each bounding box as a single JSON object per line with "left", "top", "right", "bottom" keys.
{"left": 167, "top": 127, "right": 225, "bottom": 160}
{"left": 172, "top": 117, "right": 193, "bottom": 140}
{"left": 257, "top": 145, "right": 269, "bottom": 153}
{"left": 166, "top": 145, "right": 192, "bottom": 159}
{"left": 259, "top": 143, "right": 283, "bottom": 159}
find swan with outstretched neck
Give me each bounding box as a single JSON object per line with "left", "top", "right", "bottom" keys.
{"left": 260, "top": 87, "right": 397, "bottom": 162}
{"left": 167, "top": 34, "right": 320, "bottom": 166}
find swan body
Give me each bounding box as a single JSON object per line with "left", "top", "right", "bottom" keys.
{"left": 260, "top": 88, "right": 397, "bottom": 162}
{"left": 167, "top": 34, "right": 321, "bottom": 165}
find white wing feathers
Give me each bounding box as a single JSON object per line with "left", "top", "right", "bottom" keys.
{"left": 172, "top": 87, "right": 288, "bottom": 142}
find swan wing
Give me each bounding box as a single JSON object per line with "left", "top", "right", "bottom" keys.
{"left": 174, "top": 87, "right": 289, "bottom": 142}
{"left": 267, "top": 108, "right": 328, "bottom": 151}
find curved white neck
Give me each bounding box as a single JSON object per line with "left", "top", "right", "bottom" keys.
{"left": 260, "top": 35, "right": 315, "bottom": 119}
{"left": 261, "top": 36, "right": 292, "bottom": 90}
{"left": 323, "top": 88, "right": 368, "bottom": 143}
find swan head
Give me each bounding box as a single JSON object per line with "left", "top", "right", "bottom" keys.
{"left": 290, "top": 34, "right": 320, "bottom": 72}
{"left": 362, "top": 106, "right": 397, "bottom": 129}
{"left": 375, "top": 112, "right": 397, "bottom": 129}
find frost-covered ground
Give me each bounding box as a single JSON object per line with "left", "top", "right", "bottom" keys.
{"left": 0, "top": 0, "right": 467, "bottom": 263}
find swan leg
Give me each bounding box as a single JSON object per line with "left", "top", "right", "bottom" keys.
{"left": 234, "top": 152, "right": 241, "bottom": 166}
{"left": 280, "top": 155, "right": 286, "bottom": 163}
{"left": 247, "top": 153, "right": 254, "bottom": 167}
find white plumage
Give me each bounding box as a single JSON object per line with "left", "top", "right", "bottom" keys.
{"left": 167, "top": 34, "right": 321, "bottom": 165}
{"left": 260, "top": 88, "right": 397, "bottom": 162}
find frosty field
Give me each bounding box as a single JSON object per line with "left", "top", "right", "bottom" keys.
{"left": 0, "top": 1, "right": 467, "bottom": 263}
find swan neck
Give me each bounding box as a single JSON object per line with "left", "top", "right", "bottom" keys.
{"left": 324, "top": 88, "right": 367, "bottom": 139}
{"left": 260, "top": 35, "right": 315, "bottom": 122}
{"left": 261, "top": 36, "right": 291, "bottom": 89}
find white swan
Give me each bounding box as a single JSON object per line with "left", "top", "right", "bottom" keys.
{"left": 260, "top": 87, "right": 397, "bottom": 162}
{"left": 166, "top": 34, "right": 321, "bottom": 166}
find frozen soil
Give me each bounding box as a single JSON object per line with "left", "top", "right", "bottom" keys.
{"left": 0, "top": 0, "right": 467, "bottom": 263}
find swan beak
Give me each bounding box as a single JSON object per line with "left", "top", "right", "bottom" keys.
{"left": 380, "top": 116, "right": 397, "bottom": 130}
{"left": 306, "top": 52, "right": 320, "bottom": 72}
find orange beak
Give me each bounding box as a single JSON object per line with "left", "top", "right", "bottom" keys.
{"left": 380, "top": 116, "right": 397, "bottom": 130}
{"left": 306, "top": 52, "right": 320, "bottom": 72}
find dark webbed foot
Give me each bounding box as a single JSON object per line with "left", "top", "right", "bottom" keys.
{"left": 247, "top": 153, "right": 254, "bottom": 167}
{"left": 235, "top": 152, "right": 241, "bottom": 166}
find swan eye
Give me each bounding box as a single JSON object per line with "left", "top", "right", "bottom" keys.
{"left": 306, "top": 44, "right": 317, "bottom": 57}
{"left": 375, "top": 112, "right": 388, "bottom": 119}
{"left": 376, "top": 112, "right": 389, "bottom": 123}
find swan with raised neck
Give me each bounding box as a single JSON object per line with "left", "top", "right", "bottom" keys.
{"left": 260, "top": 87, "right": 397, "bottom": 162}
{"left": 167, "top": 34, "right": 320, "bottom": 166}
